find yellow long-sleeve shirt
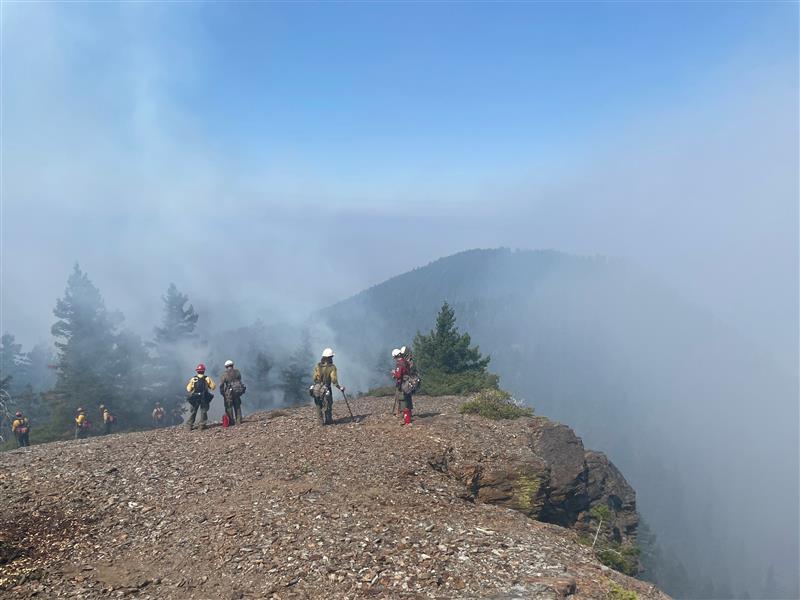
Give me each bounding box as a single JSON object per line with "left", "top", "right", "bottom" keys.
{"left": 313, "top": 363, "right": 339, "bottom": 387}
{"left": 12, "top": 417, "right": 28, "bottom": 432}
{"left": 186, "top": 374, "right": 216, "bottom": 393}
{"left": 75, "top": 413, "right": 86, "bottom": 426}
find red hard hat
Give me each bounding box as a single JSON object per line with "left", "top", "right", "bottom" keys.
{"left": 196, "top": 363, "right": 206, "bottom": 373}
{"left": 15, "top": 411, "right": 22, "bottom": 417}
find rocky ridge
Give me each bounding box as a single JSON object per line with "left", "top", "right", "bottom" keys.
{"left": 0, "top": 396, "right": 667, "bottom": 599}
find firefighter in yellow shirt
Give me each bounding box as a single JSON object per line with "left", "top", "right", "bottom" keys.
{"left": 74, "top": 407, "right": 89, "bottom": 439}
{"left": 11, "top": 411, "right": 30, "bottom": 447}
{"left": 311, "top": 348, "right": 345, "bottom": 426}
{"left": 185, "top": 363, "right": 216, "bottom": 431}
{"left": 100, "top": 404, "right": 115, "bottom": 435}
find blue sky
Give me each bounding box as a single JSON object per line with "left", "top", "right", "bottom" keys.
{"left": 2, "top": 1, "right": 798, "bottom": 366}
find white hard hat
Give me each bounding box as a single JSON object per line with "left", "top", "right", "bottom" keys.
{"left": 322, "top": 348, "right": 334, "bottom": 358}
{"left": 400, "top": 346, "right": 407, "bottom": 355}
{"left": 391, "top": 348, "right": 401, "bottom": 358}
{"left": 224, "top": 360, "right": 234, "bottom": 367}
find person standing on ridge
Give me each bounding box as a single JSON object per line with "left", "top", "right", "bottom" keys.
{"left": 74, "top": 407, "right": 90, "bottom": 439}
{"left": 394, "top": 347, "right": 419, "bottom": 426}
{"left": 220, "top": 359, "right": 246, "bottom": 426}
{"left": 11, "top": 411, "right": 30, "bottom": 447}
{"left": 390, "top": 348, "right": 402, "bottom": 415}
{"left": 185, "top": 363, "right": 216, "bottom": 431}
{"left": 100, "top": 404, "right": 115, "bottom": 435}
{"left": 311, "top": 348, "right": 345, "bottom": 426}
{"left": 152, "top": 402, "right": 166, "bottom": 427}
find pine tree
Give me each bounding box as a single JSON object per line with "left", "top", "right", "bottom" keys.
{"left": 0, "top": 333, "right": 26, "bottom": 393}
{"left": 412, "top": 302, "right": 497, "bottom": 395}
{"left": 154, "top": 283, "right": 199, "bottom": 345}
{"left": 51, "top": 264, "right": 122, "bottom": 431}
{"left": 151, "top": 283, "right": 200, "bottom": 418}
{"left": 19, "top": 343, "right": 57, "bottom": 393}
{"left": 280, "top": 334, "right": 312, "bottom": 406}
{"left": 414, "top": 302, "right": 490, "bottom": 374}
{"left": 246, "top": 349, "right": 273, "bottom": 409}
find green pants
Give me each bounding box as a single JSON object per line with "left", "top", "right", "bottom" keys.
{"left": 224, "top": 395, "right": 243, "bottom": 425}
{"left": 314, "top": 392, "right": 333, "bottom": 425}
{"left": 187, "top": 401, "right": 210, "bottom": 430}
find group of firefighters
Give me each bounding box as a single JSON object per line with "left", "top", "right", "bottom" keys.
{"left": 9, "top": 345, "right": 420, "bottom": 447}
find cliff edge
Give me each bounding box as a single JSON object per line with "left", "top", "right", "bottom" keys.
{"left": 0, "top": 396, "right": 668, "bottom": 599}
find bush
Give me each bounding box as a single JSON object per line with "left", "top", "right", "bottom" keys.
{"left": 597, "top": 544, "right": 640, "bottom": 577}
{"left": 459, "top": 388, "right": 533, "bottom": 420}
{"left": 420, "top": 369, "right": 500, "bottom": 396}
{"left": 608, "top": 582, "right": 638, "bottom": 600}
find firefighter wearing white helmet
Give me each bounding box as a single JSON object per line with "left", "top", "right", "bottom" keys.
{"left": 312, "top": 348, "right": 344, "bottom": 426}
{"left": 220, "top": 359, "right": 246, "bottom": 426}
{"left": 391, "top": 348, "right": 402, "bottom": 415}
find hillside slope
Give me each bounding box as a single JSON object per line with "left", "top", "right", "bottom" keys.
{"left": 311, "top": 248, "right": 798, "bottom": 598}
{"left": 0, "top": 397, "right": 666, "bottom": 600}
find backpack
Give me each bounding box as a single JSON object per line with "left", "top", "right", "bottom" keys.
{"left": 108, "top": 414, "right": 116, "bottom": 424}
{"left": 229, "top": 380, "right": 246, "bottom": 396}
{"left": 401, "top": 374, "right": 421, "bottom": 395}
{"left": 189, "top": 375, "right": 213, "bottom": 404}
{"left": 312, "top": 382, "right": 330, "bottom": 399}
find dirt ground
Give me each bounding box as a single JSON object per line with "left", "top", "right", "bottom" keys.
{"left": 0, "top": 396, "right": 668, "bottom": 599}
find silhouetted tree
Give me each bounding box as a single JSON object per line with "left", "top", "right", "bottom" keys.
{"left": 414, "top": 301, "right": 490, "bottom": 374}
{"left": 412, "top": 302, "right": 497, "bottom": 394}
{"left": 51, "top": 264, "right": 123, "bottom": 430}
{"left": 154, "top": 283, "right": 199, "bottom": 345}
{"left": 279, "top": 333, "right": 312, "bottom": 406}
{"left": 151, "top": 283, "right": 200, "bottom": 418}
{"left": 246, "top": 349, "right": 274, "bottom": 409}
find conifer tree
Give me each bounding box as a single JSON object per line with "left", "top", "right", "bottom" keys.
{"left": 151, "top": 283, "right": 200, "bottom": 417}
{"left": 154, "top": 283, "right": 199, "bottom": 345}
{"left": 0, "top": 334, "right": 25, "bottom": 392}
{"left": 279, "top": 333, "right": 312, "bottom": 406}
{"left": 247, "top": 349, "right": 273, "bottom": 409}
{"left": 51, "top": 264, "right": 122, "bottom": 430}
{"left": 414, "top": 301, "right": 490, "bottom": 374}
{"left": 412, "top": 302, "right": 497, "bottom": 394}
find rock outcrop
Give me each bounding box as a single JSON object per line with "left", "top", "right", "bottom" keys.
{"left": 429, "top": 416, "right": 638, "bottom": 549}
{"left": 0, "top": 396, "right": 666, "bottom": 599}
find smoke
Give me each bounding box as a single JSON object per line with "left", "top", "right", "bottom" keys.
{"left": 1, "top": 3, "right": 797, "bottom": 596}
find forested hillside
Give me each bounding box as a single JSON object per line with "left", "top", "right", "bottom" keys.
{"left": 315, "top": 248, "right": 798, "bottom": 600}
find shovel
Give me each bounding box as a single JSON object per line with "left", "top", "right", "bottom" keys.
{"left": 339, "top": 389, "right": 355, "bottom": 421}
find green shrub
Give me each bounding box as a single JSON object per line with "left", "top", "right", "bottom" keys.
{"left": 420, "top": 368, "right": 500, "bottom": 396}
{"left": 608, "top": 581, "right": 638, "bottom": 600}
{"left": 596, "top": 544, "right": 640, "bottom": 577}
{"left": 459, "top": 388, "right": 533, "bottom": 420}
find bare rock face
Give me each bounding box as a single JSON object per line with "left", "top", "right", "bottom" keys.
{"left": 0, "top": 396, "right": 664, "bottom": 599}
{"left": 429, "top": 413, "right": 639, "bottom": 552}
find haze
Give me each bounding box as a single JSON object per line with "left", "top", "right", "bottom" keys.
{"left": 2, "top": 3, "right": 798, "bottom": 599}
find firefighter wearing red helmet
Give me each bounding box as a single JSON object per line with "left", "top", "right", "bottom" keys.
{"left": 12, "top": 411, "right": 30, "bottom": 447}
{"left": 185, "top": 363, "right": 216, "bottom": 431}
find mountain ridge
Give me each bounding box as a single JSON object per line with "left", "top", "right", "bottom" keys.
{"left": 0, "top": 395, "right": 667, "bottom": 599}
